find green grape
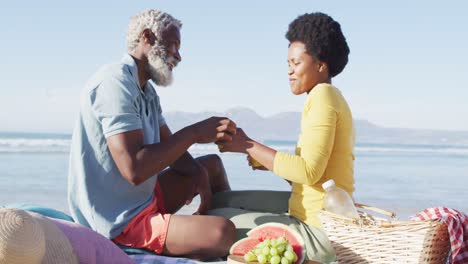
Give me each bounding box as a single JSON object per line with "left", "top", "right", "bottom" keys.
{"left": 281, "top": 257, "right": 290, "bottom": 264}
{"left": 276, "top": 244, "right": 286, "bottom": 254}
{"left": 270, "top": 255, "right": 281, "bottom": 264}
{"left": 270, "top": 247, "right": 279, "bottom": 256}
{"left": 255, "top": 248, "right": 263, "bottom": 256}
{"left": 286, "top": 245, "right": 294, "bottom": 253}
{"left": 244, "top": 252, "right": 257, "bottom": 262}
{"left": 258, "top": 254, "right": 267, "bottom": 264}
{"left": 284, "top": 251, "right": 295, "bottom": 261}
{"left": 270, "top": 239, "right": 278, "bottom": 247}
{"left": 277, "top": 237, "right": 287, "bottom": 245}
{"left": 262, "top": 246, "right": 271, "bottom": 256}
{"left": 263, "top": 239, "right": 271, "bottom": 246}
{"left": 292, "top": 252, "right": 298, "bottom": 262}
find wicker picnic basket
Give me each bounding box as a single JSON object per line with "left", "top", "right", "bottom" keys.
{"left": 319, "top": 203, "right": 451, "bottom": 264}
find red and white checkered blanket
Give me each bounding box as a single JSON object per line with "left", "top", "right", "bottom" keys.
{"left": 411, "top": 207, "right": 468, "bottom": 264}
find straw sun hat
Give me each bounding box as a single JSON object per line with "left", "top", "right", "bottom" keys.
{"left": 0, "top": 208, "right": 79, "bottom": 264}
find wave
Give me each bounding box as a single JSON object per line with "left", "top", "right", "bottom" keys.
{"left": 1, "top": 137, "right": 467, "bottom": 156}
{"left": 0, "top": 138, "right": 71, "bottom": 153}
{"left": 355, "top": 146, "right": 468, "bottom": 155}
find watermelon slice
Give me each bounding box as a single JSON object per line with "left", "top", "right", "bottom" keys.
{"left": 229, "top": 237, "right": 263, "bottom": 256}
{"left": 229, "top": 223, "right": 306, "bottom": 264}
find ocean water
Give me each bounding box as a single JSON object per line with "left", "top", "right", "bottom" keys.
{"left": 1, "top": 132, "right": 467, "bottom": 220}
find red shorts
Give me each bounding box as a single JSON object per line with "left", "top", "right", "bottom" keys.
{"left": 113, "top": 182, "right": 172, "bottom": 254}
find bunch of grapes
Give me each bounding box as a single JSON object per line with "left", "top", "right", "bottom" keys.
{"left": 243, "top": 237, "right": 298, "bottom": 264}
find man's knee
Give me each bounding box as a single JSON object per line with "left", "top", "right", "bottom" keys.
{"left": 206, "top": 154, "right": 224, "bottom": 168}
{"left": 211, "top": 218, "right": 236, "bottom": 254}
{"left": 199, "top": 154, "right": 224, "bottom": 174}
{"left": 197, "top": 154, "right": 230, "bottom": 192}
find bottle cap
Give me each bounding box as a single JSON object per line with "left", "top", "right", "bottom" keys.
{"left": 322, "top": 179, "right": 336, "bottom": 190}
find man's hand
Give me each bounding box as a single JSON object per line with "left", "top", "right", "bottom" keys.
{"left": 186, "top": 162, "right": 212, "bottom": 215}
{"left": 190, "top": 117, "right": 236, "bottom": 144}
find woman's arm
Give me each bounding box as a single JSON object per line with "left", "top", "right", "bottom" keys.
{"left": 221, "top": 86, "right": 338, "bottom": 186}
{"left": 273, "top": 87, "right": 338, "bottom": 185}
{"left": 218, "top": 128, "right": 277, "bottom": 171}
{"left": 273, "top": 104, "right": 336, "bottom": 185}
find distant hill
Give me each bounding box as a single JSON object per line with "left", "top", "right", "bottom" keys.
{"left": 164, "top": 107, "right": 468, "bottom": 146}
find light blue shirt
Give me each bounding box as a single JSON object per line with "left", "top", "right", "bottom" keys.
{"left": 68, "top": 54, "right": 166, "bottom": 238}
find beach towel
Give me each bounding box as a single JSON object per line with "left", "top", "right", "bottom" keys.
{"left": 128, "top": 255, "right": 199, "bottom": 264}
{"left": 128, "top": 255, "right": 228, "bottom": 264}
{"left": 411, "top": 207, "right": 468, "bottom": 264}
{"left": 2, "top": 203, "right": 74, "bottom": 222}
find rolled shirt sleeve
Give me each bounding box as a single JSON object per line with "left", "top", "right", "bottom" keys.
{"left": 90, "top": 75, "right": 143, "bottom": 138}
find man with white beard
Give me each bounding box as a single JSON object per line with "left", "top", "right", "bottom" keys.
{"left": 68, "top": 9, "right": 237, "bottom": 259}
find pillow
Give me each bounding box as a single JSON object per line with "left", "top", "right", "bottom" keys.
{"left": 3, "top": 203, "right": 74, "bottom": 222}
{"left": 48, "top": 218, "right": 134, "bottom": 264}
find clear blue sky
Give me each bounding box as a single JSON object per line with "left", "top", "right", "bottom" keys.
{"left": 1, "top": 1, "right": 467, "bottom": 133}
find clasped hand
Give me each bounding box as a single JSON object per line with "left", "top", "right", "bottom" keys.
{"left": 191, "top": 117, "right": 237, "bottom": 144}
{"left": 217, "top": 128, "right": 253, "bottom": 154}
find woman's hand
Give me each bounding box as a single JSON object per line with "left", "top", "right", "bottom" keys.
{"left": 247, "top": 155, "right": 268, "bottom": 170}
{"left": 218, "top": 128, "right": 277, "bottom": 171}
{"left": 217, "top": 128, "right": 253, "bottom": 154}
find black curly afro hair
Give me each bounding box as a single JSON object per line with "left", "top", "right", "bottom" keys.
{"left": 286, "top": 12, "right": 350, "bottom": 77}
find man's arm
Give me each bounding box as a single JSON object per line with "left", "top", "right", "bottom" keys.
{"left": 106, "top": 117, "right": 236, "bottom": 186}
{"left": 160, "top": 125, "right": 199, "bottom": 177}
{"left": 107, "top": 126, "right": 195, "bottom": 186}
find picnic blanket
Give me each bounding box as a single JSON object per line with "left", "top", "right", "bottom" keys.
{"left": 128, "top": 255, "right": 226, "bottom": 264}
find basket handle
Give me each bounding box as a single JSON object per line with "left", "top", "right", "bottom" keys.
{"left": 354, "top": 203, "right": 397, "bottom": 219}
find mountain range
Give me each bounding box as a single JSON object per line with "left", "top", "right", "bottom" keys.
{"left": 164, "top": 107, "right": 468, "bottom": 146}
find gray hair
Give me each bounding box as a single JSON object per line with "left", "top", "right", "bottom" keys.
{"left": 127, "top": 9, "right": 182, "bottom": 53}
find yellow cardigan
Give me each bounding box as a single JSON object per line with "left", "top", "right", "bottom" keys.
{"left": 273, "top": 83, "right": 355, "bottom": 227}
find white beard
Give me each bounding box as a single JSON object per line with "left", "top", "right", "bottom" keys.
{"left": 147, "top": 42, "right": 175, "bottom": 87}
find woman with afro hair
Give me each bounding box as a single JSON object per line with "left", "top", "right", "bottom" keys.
{"left": 210, "top": 12, "right": 354, "bottom": 263}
